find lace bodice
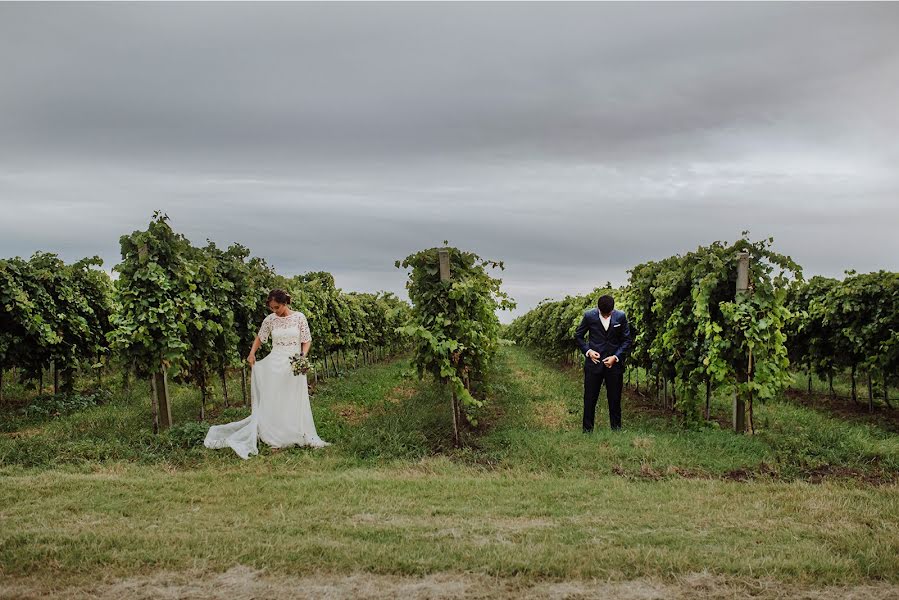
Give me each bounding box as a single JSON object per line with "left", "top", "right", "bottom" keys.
{"left": 257, "top": 311, "right": 312, "bottom": 350}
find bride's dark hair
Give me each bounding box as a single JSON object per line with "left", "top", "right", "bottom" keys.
{"left": 267, "top": 289, "right": 291, "bottom": 305}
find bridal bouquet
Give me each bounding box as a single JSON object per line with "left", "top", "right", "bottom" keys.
{"left": 289, "top": 353, "right": 314, "bottom": 377}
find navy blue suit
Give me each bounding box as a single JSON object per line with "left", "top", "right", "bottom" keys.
{"left": 574, "top": 308, "right": 633, "bottom": 431}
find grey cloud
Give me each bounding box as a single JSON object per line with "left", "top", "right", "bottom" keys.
{"left": 1, "top": 3, "right": 897, "bottom": 322}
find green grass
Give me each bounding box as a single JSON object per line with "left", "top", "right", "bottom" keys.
{"left": 786, "top": 369, "right": 897, "bottom": 405}
{"left": 1, "top": 347, "right": 898, "bottom": 592}
{"left": 0, "top": 357, "right": 444, "bottom": 472}
{"left": 2, "top": 466, "right": 897, "bottom": 583}
{"left": 474, "top": 347, "right": 899, "bottom": 482}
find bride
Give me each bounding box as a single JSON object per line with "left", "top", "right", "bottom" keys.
{"left": 204, "top": 289, "right": 331, "bottom": 459}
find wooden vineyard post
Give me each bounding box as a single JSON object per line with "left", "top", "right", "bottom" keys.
{"left": 221, "top": 368, "right": 229, "bottom": 407}
{"left": 438, "top": 248, "right": 451, "bottom": 282}
{"left": 733, "top": 251, "right": 749, "bottom": 433}
{"left": 868, "top": 373, "right": 874, "bottom": 413}
{"left": 439, "top": 248, "right": 460, "bottom": 448}
{"left": 151, "top": 367, "right": 173, "bottom": 431}
{"left": 655, "top": 372, "right": 660, "bottom": 405}
{"left": 241, "top": 365, "right": 249, "bottom": 407}
{"left": 705, "top": 378, "right": 712, "bottom": 421}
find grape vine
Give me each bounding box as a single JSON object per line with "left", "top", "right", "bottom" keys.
{"left": 396, "top": 245, "right": 514, "bottom": 440}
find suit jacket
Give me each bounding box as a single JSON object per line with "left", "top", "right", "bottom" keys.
{"left": 574, "top": 308, "right": 633, "bottom": 374}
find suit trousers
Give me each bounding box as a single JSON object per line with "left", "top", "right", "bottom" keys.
{"left": 583, "top": 366, "right": 623, "bottom": 431}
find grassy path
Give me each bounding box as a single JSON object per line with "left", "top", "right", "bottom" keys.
{"left": 1, "top": 347, "right": 898, "bottom": 597}
{"left": 479, "top": 346, "right": 899, "bottom": 483}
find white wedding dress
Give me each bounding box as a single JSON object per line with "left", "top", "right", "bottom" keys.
{"left": 204, "top": 311, "right": 331, "bottom": 459}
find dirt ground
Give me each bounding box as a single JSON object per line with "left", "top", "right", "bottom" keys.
{"left": 3, "top": 566, "right": 898, "bottom": 600}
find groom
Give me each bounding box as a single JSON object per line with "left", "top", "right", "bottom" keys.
{"left": 575, "top": 294, "right": 633, "bottom": 432}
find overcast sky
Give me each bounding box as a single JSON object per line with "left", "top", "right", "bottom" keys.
{"left": 1, "top": 2, "right": 897, "bottom": 321}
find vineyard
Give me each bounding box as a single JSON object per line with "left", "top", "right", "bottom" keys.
{"left": 2, "top": 226, "right": 897, "bottom": 438}
{"left": 786, "top": 270, "right": 898, "bottom": 410}
{"left": 508, "top": 235, "right": 899, "bottom": 431}
{"left": 2, "top": 229, "right": 898, "bottom": 598}
{"left": 4, "top": 2, "right": 899, "bottom": 596}
{"left": 1, "top": 212, "right": 410, "bottom": 432}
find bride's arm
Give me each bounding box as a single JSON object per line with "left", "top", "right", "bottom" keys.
{"left": 298, "top": 314, "right": 312, "bottom": 357}
{"left": 247, "top": 336, "right": 262, "bottom": 364}
{"left": 248, "top": 316, "right": 272, "bottom": 365}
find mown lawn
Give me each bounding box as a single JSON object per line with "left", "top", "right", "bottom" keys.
{"left": 1, "top": 346, "right": 897, "bottom": 597}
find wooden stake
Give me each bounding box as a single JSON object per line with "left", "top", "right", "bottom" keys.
{"left": 705, "top": 378, "right": 711, "bottom": 421}
{"left": 220, "top": 368, "right": 229, "bottom": 407}
{"left": 241, "top": 365, "right": 248, "bottom": 407}
{"left": 451, "top": 386, "right": 460, "bottom": 448}
{"left": 149, "top": 381, "right": 159, "bottom": 435}
{"left": 733, "top": 250, "right": 749, "bottom": 433}
{"left": 200, "top": 373, "right": 207, "bottom": 421}
{"left": 747, "top": 348, "right": 755, "bottom": 434}
{"left": 655, "top": 372, "right": 660, "bottom": 405}
{"left": 868, "top": 373, "right": 874, "bottom": 413}
{"left": 151, "top": 367, "right": 173, "bottom": 431}
{"left": 438, "top": 249, "right": 451, "bottom": 282}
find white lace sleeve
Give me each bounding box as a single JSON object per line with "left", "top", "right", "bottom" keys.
{"left": 257, "top": 315, "right": 273, "bottom": 343}
{"left": 298, "top": 313, "right": 312, "bottom": 343}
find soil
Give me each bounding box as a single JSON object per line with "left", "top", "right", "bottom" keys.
{"left": 3, "top": 567, "right": 897, "bottom": 600}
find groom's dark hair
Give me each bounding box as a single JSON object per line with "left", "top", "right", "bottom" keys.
{"left": 597, "top": 295, "right": 614, "bottom": 315}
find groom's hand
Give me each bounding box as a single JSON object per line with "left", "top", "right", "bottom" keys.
{"left": 602, "top": 355, "right": 618, "bottom": 368}
{"left": 586, "top": 349, "right": 601, "bottom": 364}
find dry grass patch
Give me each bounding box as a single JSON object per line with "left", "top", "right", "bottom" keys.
{"left": 386, "top": 382, "right": 417, "bottom": 404}
{"left": 333, "top": 403, "right": 370, "bottom": 425}
{"left": 0, "top": 427, "right": 43, "bottom": 438}
{"left": 3, "top": 567, "right": 899, "bottom": 600}
{"left": 631, "top": 436, "right": 653, "bottom": 449}
{"left": 534, "top": 401, "right": 569, "bottom": 430}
